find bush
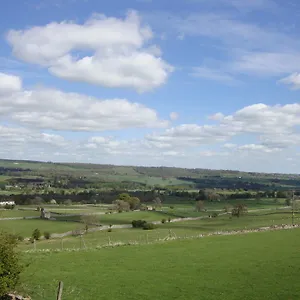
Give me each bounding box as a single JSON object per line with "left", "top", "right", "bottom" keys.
{"left": 32, "top": 228, "right": 41, "bottom": 240}
{"left": 107, "top": 228, "right": 112, "bottom": 232}
{"left": 168, "top": 217, "right": 171, "bottom": 222}
{"left": 17, "top": 235, "right": 24, "bottom": 242}
{"left": 4, "top": 204, "right": 14, "bottom": 210}
{"left": 0, "top": 232, "right": 23, "bottom": 297}
{"left": 132, "top": 220, "right": 147, "bottom": 228}
{"left": 143, "top": 223, "right": 156, "bottom": 230}
{"left": 212, "top": 212, "right": 218, "bottom": 218}
{"left": 44, "top": 232, "right": 51, "bottom": 240}
{"left": 161, "top": 218, "right": 166, "bottom": 224}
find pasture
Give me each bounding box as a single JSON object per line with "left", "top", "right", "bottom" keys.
{"left": 0, "top": 219, "right": 84, "bottom": 237}
{"left": 19, "top": 209, "right": 298, "bottom": 251}
{"left": 19, "top": 229, "right": 300, "bottom": 300}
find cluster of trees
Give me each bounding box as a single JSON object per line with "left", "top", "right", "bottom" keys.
{"left": 113, "top": 193, "right": 140, "bottom": 212}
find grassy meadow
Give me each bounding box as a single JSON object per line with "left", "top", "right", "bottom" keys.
{"left": 19, "top": 229, "right": 300, "bottom": 300}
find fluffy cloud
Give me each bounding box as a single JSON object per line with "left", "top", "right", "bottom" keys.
{"left": 0, "top": 74, "right": 168, "bottom": 131}
{"left": 7, "top": 11, "right": 173, "bottom": 92}
{"left": 147, "top": 103, "right": 300, "bottom": 150}
{"left": 0, "top": 73, "right": 22, "bottom": 95}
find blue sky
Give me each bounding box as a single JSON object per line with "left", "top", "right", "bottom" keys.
{"left": 1, "top": 0, "right": 300, "bottom": 173}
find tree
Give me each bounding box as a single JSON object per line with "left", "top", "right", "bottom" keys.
{"left": 117, "top": 193, "right": 140, "bottom": 210}
{"left": 32, "top": 228, "right": 41, "bottom": 240}
{"left": 128, "top": 197, "right": 140, "bottom": 210}
{"left": 231, "top": 204, "right": 248, "bottom": 218}
{"left": 81, "top": 214, "right": 99, "bottom": 232}
{"left": 195, "top": 200, "right": 204, "bottom": 212}
{"left": 285, "top": 198, "right": 291, "bottom": 206}
{"left": 153, "top": 197, "right": 162, "bottom": 209}
{"left": 118, "top": 193, "right": 131, "bottom": 201}
{"left": 0, "top": 232, "right": 22, "bottom": 297}
{"left": 113, "top": 200, "right": 130, "bottom": 212}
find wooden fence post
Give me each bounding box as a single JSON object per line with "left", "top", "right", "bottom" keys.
{"left": 56, "top": 281, "right": 63, "bottom": 300}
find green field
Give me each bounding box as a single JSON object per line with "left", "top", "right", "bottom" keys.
{"left": 19, "top": 229, "right": 300, "bottom": 300}
{"left": 0, "top": 219, "right": 83, "bottom": 237}
{"left": 18, "top": 210, "right": 298, "bottom": 251}
{"left": 0, "top": 209, "right": 40, "bottom": 218}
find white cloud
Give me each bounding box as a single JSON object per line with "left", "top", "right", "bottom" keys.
{"left": 0, "top": 72, "right": 22, "bottom": 95}
{"left": 7, "top": 11, "right": 173, "bottom": 92}
{"left": 237, "top": 144, "right": 281, "bottom": 153}
{"left": 147, "top": 103, "right": 300, "bottom": 150}
{"left": 0, "top": 74, "right": 169, "bottom": 132}
{"left": 278, "top": 72, "right": 300, "bottom": 90}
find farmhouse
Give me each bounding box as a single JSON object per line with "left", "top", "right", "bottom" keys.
{"left": 0, "top": 200, "right": 15, "bottom": 206}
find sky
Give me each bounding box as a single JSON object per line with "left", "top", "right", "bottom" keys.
{"left": 1, "top": 0, "right": 300, "bottom": 173}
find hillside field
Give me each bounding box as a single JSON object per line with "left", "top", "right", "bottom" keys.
{"left": 19, "top": 229, "right": 300, "bottom": 300}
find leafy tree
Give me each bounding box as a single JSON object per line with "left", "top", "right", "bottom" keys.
{"left": 285, "top": 198, "right": 291, "bottom": 206}
{"left": 128, "top": 197, "right": 140, "bottom": 210}
{"left": 32, "top": 228, "right": 41, "bottom": 240}
{"left": 231, "top": 204, "right": 248, "bottom": 218}
{"left": 195, "top": 200, "right": 204, "bottom": 212}
{"left": 118, "top": 193, "right": 131, "bottom": 201}
{"left": 0, "top": 232, "right": 22, "bottom": 297}
{"left": 117, "top": 194, "right": 140, "bottom": 210}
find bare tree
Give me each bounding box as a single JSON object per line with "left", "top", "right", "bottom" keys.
{"left": 153, "top": 197, "right": 162, "bottom": 209}
{"left": 195, "top": 200, "right": 204, "bottom": 212}
{"left": 113, "top": 200, "right": 130, "bottom": 212}
{"left": 81, "top": 214, "right": 99, "bottom": 232}
{"left": 231, "top": 204, "right": 248, "bottom": 218}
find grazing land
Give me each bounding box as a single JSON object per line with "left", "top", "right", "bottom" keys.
{"left": 19, "top": 229, "right": 300, "bottom": 300}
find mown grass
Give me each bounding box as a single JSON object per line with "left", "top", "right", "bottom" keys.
{"left": 19, "top": 229, "right": 300, "bottom": 300}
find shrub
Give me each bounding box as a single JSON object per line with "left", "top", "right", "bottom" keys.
{"left": 17, "top": 235, "right": 24, "bottom": 242}
{"left": 4, "top": 204, "right": 14, "bottom": 210}
{"left": 161, "top": 218, "right": 166, "bottom": 224}
{"left": 132, "top": 220, "right": 147, "bottom": 228}
{"left": 212, "top": 212, "right": 218, "bottom": 218}
{"left": 170, "top": 206, "right": 174, "bottom": 209}
{"left": 44, "top": 232, "right": 51, "bottom": 240}
{"left": 32, "top": 228, "right": 41, "bottom": 240}
{"left": 168, "top": 217, "right": 171, "bottom": 222}
{"left": 143, "top": 223, "right": 156, "bottom": 230}
{"left": 107, "top": 228, "right": 112, "bottom": 232}
{"left": 0, "top": 232, "right": 23, "bottom": 297}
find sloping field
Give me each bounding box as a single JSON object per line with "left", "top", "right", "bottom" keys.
{"left": 20, "top": 228, "right": 300, "bottom": 300}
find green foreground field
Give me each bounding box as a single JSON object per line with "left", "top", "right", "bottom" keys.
{"left": 20, "top": 229, "right": 300, "bottom": 300}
